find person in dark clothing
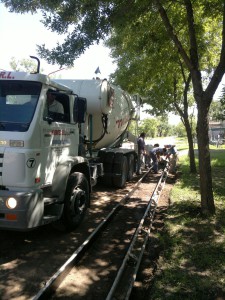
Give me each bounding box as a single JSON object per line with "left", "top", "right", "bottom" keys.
{"left": 149, "top": 147, "right": 167, "bottom": 173}
{"left": 137, "top": 132, "right": 146, "bottom": 175}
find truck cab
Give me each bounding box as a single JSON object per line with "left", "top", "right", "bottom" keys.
{"left": 0, "top": 71, "right": 90, "bottom": 231}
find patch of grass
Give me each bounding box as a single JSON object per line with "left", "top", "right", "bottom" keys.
{"left": 174, "top": 137, "right": 189, "bottom": 151}
{"left": 209, "top": 144, "right": 225, "bottom": 150}
{"left": 149, "top": 149, "right": 225, "bottom": 299}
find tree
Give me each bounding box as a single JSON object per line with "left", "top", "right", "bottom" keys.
{"left": 108, "top": 0, "right": 224, "bottom": 213}
{"left": 154, "top": 0, "right": 225, "bottom": 215}
{"left": 2, "top": 0, "right": 225, "bottom": 214}
{"left": 138, "top": 118, "right": 159, "bottom": 138}
{"left": 0, "top": 0, "right": 114, "bottom": 66}
{"left": 209, "top": 100, "right": 225, "bottom": 121}
{"left": 210, "top": 85, "right": 225, "bottom": 121}
{"left": 107, "top": 6, "right": 197, "bottom": 173}
{"left": 175, "top": 122, "right": 187, "bottom": 137}
{"left": 9, "top": 57, "right": 37, "bottom": 73}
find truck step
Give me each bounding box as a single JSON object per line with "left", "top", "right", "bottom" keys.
{"left": 44, "top": 197, "right": 61, "bottom": 206}
{"left": 43, "top": 215, "right": 59, "bottom": 224}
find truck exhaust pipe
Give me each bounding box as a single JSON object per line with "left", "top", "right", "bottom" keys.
{"left": 30, "top": 56, "right": 40, "bottom": 74}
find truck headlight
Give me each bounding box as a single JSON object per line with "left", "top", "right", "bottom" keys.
{"left": 6, "top": 197, "right": 17, "bottom": 209}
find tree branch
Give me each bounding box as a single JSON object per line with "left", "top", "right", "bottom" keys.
{"left": 155, "top": 0, "right": 193, "bottom": 70}
{"left": 184, "top": 0, "right": 199, "bottom": 69}
{"left": 205, "top": 0, "right": 225, "bottom": 101}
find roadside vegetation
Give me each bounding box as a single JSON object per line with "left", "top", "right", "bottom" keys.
{"left": 149, "top": 145, "right": 225, "bottom": 299}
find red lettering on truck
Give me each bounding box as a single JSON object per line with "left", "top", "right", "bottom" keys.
{"left": 0, "top": 72, "right": 14, "bottom": 79}
{"left": 116, "top": 115, "right": 129, "bottom": 128}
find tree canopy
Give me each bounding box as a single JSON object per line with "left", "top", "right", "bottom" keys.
{"left": 1, "top": 0, "right": 117, "bottom": 66}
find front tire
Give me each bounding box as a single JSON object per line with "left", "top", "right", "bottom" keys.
{"left": 63, "top": 172, "right": 89, "bottom": 231}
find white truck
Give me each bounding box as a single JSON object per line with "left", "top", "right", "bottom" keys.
{"left": 0, "top": 64, "right": 139, "bottom": 231}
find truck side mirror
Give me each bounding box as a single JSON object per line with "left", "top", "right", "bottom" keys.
{"left": 73, "top": 97, "right": 87, "bottom": 123}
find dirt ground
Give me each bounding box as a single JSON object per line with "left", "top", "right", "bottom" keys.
{"left": 0, "top": 172, "right": 174, "bottom": 300}
{"left": 51, "top": 172, "right": 175, "bottom": 300}
{"left": 130, "top": 178, "right": 173, "bottom": 300}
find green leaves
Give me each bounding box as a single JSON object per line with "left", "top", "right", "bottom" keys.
{"left": 1, "top": 0, "right": 224, "bottom": 74}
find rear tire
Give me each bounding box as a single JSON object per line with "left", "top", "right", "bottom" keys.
{"left": 63, "top": 172, "right": 89, "bottom": 231}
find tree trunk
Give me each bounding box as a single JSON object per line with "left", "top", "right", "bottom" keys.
{"left": 197, "top": 102, "right": 215, "bottom": 215}
{"left": 184, "top": 117, "right": 196, "bottom": 173}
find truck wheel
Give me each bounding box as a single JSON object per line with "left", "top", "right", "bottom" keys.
{"left": 127, "top": 154, "right": 134, "bottom": 181}
{"left": 63, "top": 172, "right": 89, "bottom": 231}
{"left": 113, "top": 153, "right": 128, "bottom": 188}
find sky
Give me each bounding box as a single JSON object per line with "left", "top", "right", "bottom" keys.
{"left": 0, "top": 3, "right": 117, "bottom": 79}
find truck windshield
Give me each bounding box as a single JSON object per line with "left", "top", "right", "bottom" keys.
{"left": 0, "top": 81, "right": 41, "bottom": 132}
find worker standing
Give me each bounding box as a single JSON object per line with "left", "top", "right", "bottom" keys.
{"left": 136, "top": 132, "right": 146, "bottom": 175}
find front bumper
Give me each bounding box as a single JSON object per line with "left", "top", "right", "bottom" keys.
{"left": 0, "top": 189, "right": 44, "bottom": 230}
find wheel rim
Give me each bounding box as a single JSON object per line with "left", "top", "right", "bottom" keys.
{"left": 70, "top": 189, "right": 86, "bottom": 221}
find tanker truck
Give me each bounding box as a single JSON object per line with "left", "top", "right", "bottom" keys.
{"left": 0, "top": 67, "right": 139, "bottom": 231}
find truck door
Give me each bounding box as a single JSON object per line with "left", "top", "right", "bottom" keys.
{"left": 41, "top": 91, "right": 77, "bottom": 185}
